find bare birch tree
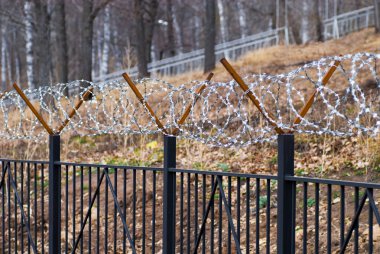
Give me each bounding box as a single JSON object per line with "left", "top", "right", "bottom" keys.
{"left": 24, "top": 0, "right": 34, "bottom": 89}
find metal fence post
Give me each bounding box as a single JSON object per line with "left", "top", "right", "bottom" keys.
{"left": 49, "top": 134, "right": 61, "bottom": 253}
{"left": 163, "top": 135, "right": 176, "bottom": 254}
{"left": 277, "top": 134, "right": 295, "bottom": 254}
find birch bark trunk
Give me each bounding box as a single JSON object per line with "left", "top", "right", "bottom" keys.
{"left": 24, "top": 0, "right": 35, "bottom": 89}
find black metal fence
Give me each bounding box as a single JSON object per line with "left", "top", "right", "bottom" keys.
{"left": 0, "top": 134, "right": 379, "bottom": 253}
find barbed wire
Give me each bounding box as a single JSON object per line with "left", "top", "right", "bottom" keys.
{"left": 0, "top": 52, "right": 379, "bottom": 147}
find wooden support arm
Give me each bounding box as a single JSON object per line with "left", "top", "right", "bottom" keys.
{"left": 13, "top": 83, "right": 55, "bottom": 135}
{"left": 56, "top": 88, "right": 94, "bottom": 134}
{"left": 220, "top": 58, "right": 284, "bottom": 134}
{"left": 122, "top": 73, "right": 168, "bottom": 134}
{"left": 292, "top": 60, "right": 341, "bottom": 126}
{"left": 172, "top": 72, "right": 214, "bottom": 135}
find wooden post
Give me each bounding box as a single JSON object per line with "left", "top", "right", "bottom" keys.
{"left": 56, "top": 88, "right": 93, "bottom": 133}
{"left": 220, "top": 58, "right": 284, "bottom": 134}
{"left": 122, "top": 73, "right": 168, "bottom": 134}
{"left": 13, "top": 83, "right": 54, "bottom": 135}
{"left": 172, "top": 73, "right": 214, "bottom": 135}
{"left": 292, "top": 60, "right": 340, "bottom": 126}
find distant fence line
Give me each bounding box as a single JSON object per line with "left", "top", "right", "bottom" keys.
{"left": 94, "top": 6, "right": 375, "bottom": 83}
{"left": 94, "top": 27, "right": 289, "bottom": 82}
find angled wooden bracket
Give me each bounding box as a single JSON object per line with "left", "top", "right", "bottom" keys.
{"left": 56, "top": 88, "right": 94, "bottom": 134}
{"left": 13, "top": 83, "right": 55, "bottom": 135}
{"left": 220, "top": 58, "right": 285, "bottom": 134}
{"left": 172, "top": 72, "right": 214, "bottom": 135}
{"left": 292, "top": 60, "right": 341, "bottom": 128}
{"left": 122, "top": 73, "right": 168, "bottom": 134}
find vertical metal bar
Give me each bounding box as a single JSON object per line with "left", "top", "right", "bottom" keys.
{"left": 277, "top": 134, "right": 295, "bottom": 254}
{"left": 202, "top": 174, "right": 206, "bottom": 254}
{"left": 194, "top": 174, "right": 199, "bottom": 248}
{"left": 7, "top": 164, "right": 10, "bottom": 254}
{"left": 88, "top": 166, "right": 92, "bottom": 254}
{"left": 187, "top": 173, "right": 191, "bottom": 254}
{"left": 315, "top": 183, "right": 320, "bottom": 254}
{"left": 21, "top": 162, "right": 24, "bottom": 252}
{"left": 256, "top": 178, "right": 260, "bottom": 253}
{"left": 354, "top": 187, "right": 359, "bottom": 254}
{"left": 28, "top": 163, "right": 31, "bottom": 254}
{"left": 123, "top": 168, "right": 127, "bottom": 254}
{"left": 152, "top": 171, "right": 156, "bottom": 254}
{"left": 340, "top": 186, "right": 345, "bottom": 249}
{"left": 65, "top": 165, "right": 68, "bottom": 254}
{"left": 105, "top": 168, "right": 109, "bottom": 253}
{"left": 237, "top": 177, "right": 241, "bottom": 243}
{"left": 80, "top": 165, "right": 84, "bottom": 253}
{"left": 218, "top": 176, "right": 222, "bottom": 254}
{"left": 246, "top": 178, "right": 250, "bottom": 254}
{"left": 211, "top": 175, "right": 215, "bottom": 254}
{"left": 14, "top": 162, "right": 18, "bottom": 252}
{"left": 41, "top": 163, "right": 45, "bottom": 254}
{"left": 1, "top": 161, "right": 4, "bottom": 253}
{"left": 228, "top": 176, "right": 232, "bottom": 254}
{"left": 162, "top": 135, "right": 176, "bottom": 254}
{"left": 266, "top": 179, "right": 271, "bottom": 254}
{"left": 303, "top": 182, "right": 308, "bottom": 254}
{"left": 114, "top": 168, "right": 118, "bottom": 253}
{"left": 133, "top": 169, "right": 136, "bottom": 244}
{"left": 96, "top": 167, "right": 100, "bottom": 254}
{"left": 72, "top": 165, "right": 76, "bottom": 248}
{"left": 34, "top": 163, "right": 37, "bottom": 253}
{"left": 368, "top": 188, "right": 373, "bottom": 253}
{"left": 142, "top": 170, "right": 146, "bottom": 253}
{"left": 327, "top": 184, "right": 332, "bottom": 254}
{"left": 180, "top": 172, "right": 184, "bottom": 253}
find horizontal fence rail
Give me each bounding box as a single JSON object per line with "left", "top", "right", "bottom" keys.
{"left": 323, "top": 6, "right": 375, "bottom": 40}
{"left": 0, "top": 134, "right": 379, "bottom": 253}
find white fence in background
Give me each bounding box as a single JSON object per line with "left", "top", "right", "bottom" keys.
{"left": 94, "top": 5, "right": 375, "bottom": 83}
{"left": 323, "top": 6, "right": 375, "bottom": 40}
{"left": 94, "top": 27, "right": 288, "bottom": 82}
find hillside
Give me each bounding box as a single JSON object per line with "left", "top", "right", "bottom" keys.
{"left": 2, "top": 28, "right": 380, "bottom": 182}
{"left": 166, "top": 28, "right": 380, "bottom": 84}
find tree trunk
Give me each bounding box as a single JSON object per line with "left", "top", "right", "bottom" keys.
{"left": 1, "top": 23, "right": 7, "bottom": 90}
{"left": 34, "top": 0, "right": 52, "bottom": 87}
{"left": 375, "top": 0, "right": 380, "bottom": 33}
{"left": 204, "top": 0, "right": 216, "bottom": 73}
{"left": 313, "top": 0, "right": 323, "bottom": 41}
{"left": 143, "top": 0, "right": 159, "bottom": 64}
{"left": 54, "top": 0, "right": 68, "bottom": 86}
{"left": 217, "top": 0, "right": 228, "bottom": 42}
{"left": 101, "top": 6, "right": 110, "bottom": 76}
{"left": 24, "top": 0, "right": 35, "bottom": 89}
{"left": 172, "top": 1, "right": 183, "bottom": 54}
{"left": 236, "top": 0, "right": 247, "bottom": 37}
{"left": 81, "top": 0, "right": 94, "bottom": 82}
{"left": 167, "top": 0, "right": 176, "bottom": 56}
{"left": 134, "top": 0, "right": 149, "bottom": 78}
{"left": 301, "top": 0, "right": 309, "bottom": 43}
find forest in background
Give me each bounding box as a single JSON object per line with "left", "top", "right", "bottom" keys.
{"left": 0, "top": 0, "right": 378, "bottom": 91}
